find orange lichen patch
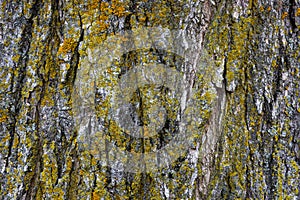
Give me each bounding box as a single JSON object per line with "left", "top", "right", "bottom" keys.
{"left": 111, "top": 0, "right": 126, "bottom": 17}
{"left": 89, "top": 0, "right": 100, "bottom": 10}
{"left": 92, "top": 191, "right": 100, "bottom": 200}
{"left": 260, "top": 6, "right": 264, "bottom": 12}
{"left": 100, "top": 1, "right": 109, "bottom": 12}
{"left": 58, "top": 38, "right": 77, "bottom": 54}
{"left": 281, "top": 12, "right": 288, "bottom": 20}
{"left": 0, "top": 112, "right": 7, "bottom": 123}
{"left": 267, "top": 6, "right": 271, "bottom": 12}
{"left": 296, "top": 8, "right": 300, "bottom": 16}
{"left": 99, "top": 15, "right": 108, "bottom": 22}
{"left": 95, "top": 20, "right": 109, "bottom": 32}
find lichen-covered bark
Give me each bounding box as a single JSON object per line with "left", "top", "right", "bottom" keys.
{"left": 0, "top": 0, "right": 299, "bottom": 199}
{"left": 205, "top": 0, "right": 300, "bottom": 199}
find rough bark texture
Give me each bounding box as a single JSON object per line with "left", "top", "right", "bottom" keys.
{"left": 0, "top": 0, "right": 299, "bottom": 199}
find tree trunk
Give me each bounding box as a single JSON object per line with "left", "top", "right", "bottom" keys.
{"left": 0, "top": 0, "right": 299, "bottom": 199}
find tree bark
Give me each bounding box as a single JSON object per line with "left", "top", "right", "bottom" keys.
{"left": 0, "top": 0, "right": 299, "bottom": 199}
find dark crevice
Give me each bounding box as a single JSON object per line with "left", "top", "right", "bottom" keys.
{"left": 65, "top": 13, "right": 84, "bottom": 88}
{"left": 288, "top": 0, "right": 297, "bottom": 33}
{"left": 25, "top": 96, "right": 44, "bottom": 200}
{"left": 66, "top": 142, "right": 79, "bottom": 199}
